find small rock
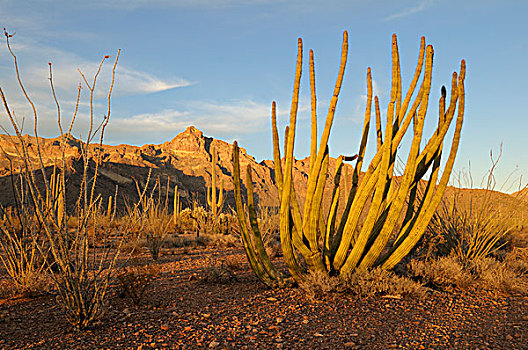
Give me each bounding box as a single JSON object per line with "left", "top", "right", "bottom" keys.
{"left": 276, "top": 318, "right": 284, "bottom": 324}
{"left": 209, "top": 341, "right": 220, "bottom": 348}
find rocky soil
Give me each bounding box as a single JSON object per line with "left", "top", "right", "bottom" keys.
{"left": 1, "top": 247, "right": 527, "bottom": 350}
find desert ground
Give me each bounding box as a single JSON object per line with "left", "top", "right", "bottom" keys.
{"left": 1, "top": 244, "right": 528, "bottom": 350}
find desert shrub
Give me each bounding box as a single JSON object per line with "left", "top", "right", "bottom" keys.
{"left": 300, "top": 268, "right": 425, "bottom": 300}
{"left": 409, "top": 252, "right": 528, "bottom": 294}
{"left": 469, "top": 256, "right": 528, "bottom": 295}
{"left": 426, "top": 151, "right": 527, "bottom": 263}
{"left": 0, "top": 204, "right": 47, "bottom": 295}
{"left": 503, "top": 247, "right": 528, "bottom": 276}
{"left": 298, "top": 270, "right": 343, "bottom": 300}
{"left": 129, "top": 176, "right": 174, "bottom": 261}
{"left": 409, "top": 255, "right": 474, "bottom": 290}
{"left": 117, "top": 263, "right": 160, "bottom": 305}
{"left": 200, "top": 260, "right": 237, "bottom": 284}
{"left": 223, "top": 255, "right": 246, "bottom": 271}
{"left": 341, "top": 267, "right": 426, "bottom": 299}
{"left": 163, "top": 233, "right": 195, "bottom": 248}
{"left": 204, "top": 233, "right": 239, "bottom": 248}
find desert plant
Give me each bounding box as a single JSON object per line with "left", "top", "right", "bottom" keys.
{"left": 173, "top": 184, "right": 182, "bottom": 228}
{"left": 299, "top": 268, "right": 425, "bottom": 300}
{"left": 117, "top": 262, "right": 160, "bottom": 305}
{"left": 200, "top": 260, "right": 237, "bottom": 284}
{"left": 132, "top": 175, "right": 172, "bottom": 260}
{"left": 207, "top": 144, "right": 224, "bottom": 219}
{"left": 427, "top": 153, "right": 527, "bottom": 263}
{"left": 0, "top": 202, "right": 47, "bottom": 295}
{"left": 0, "top": 29, "right": 144, "bottom": 329}
{"left": 409, "top": 255, "right": 474, "bottom": 290}
{"left": 232, "top": 31, "right": 466, "bottom": 287}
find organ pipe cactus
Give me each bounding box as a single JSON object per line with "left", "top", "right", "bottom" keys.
{"left": 232, "top": 31, "right": 466, "bottom": 287}
{"left": 207, "top": 145, "right": 224, "bottom": 218}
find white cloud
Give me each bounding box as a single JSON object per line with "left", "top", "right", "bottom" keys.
{"left": 383, "top": 0, "right": 433, "bottom": 21}
{"left": 103, "top": 99, "right": 282, "bottom": 144}
{"left": 0, "top": 38, "right": 192, "bottom": 142}
{"left": 112, "top": 100, "right": 276, "bottom": 134}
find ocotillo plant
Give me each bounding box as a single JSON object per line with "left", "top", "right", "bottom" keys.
{"left": 232, "top": 31, "right": 466, "bottom": 287}
{"left": 207, "top": 144, "right": 224, "bottom": 218}
{"left": 0, "top": 29, "right": 147, "bottom": 329}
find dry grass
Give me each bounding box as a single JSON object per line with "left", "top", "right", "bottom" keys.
{"left": 299, "top": 268, "right": 426, "bottom": 300}
{"left": 409, "top": 255, "right": 474, "bottom": 290}
{"left": 117, "top": 263, "right": 160, "bottom": 305}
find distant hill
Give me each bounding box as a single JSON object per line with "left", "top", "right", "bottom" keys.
{"left": 1, "top": 126, "right": 527, "bottom": 221}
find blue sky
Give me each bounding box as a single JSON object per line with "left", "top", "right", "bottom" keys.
{"left": 0, "top": 0, "right": 526, "bottom": 191}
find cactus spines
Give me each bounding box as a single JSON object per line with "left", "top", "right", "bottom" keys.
{"left": 207, "top": 144, "right": 224, "bottom": 218}
{"left": 232, "top": 31, "right": 465, "bottom": 286}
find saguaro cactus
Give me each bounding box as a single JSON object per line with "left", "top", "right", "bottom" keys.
{"left": 207, "top": 144, "right": 224, "bottom": 218}
{"left": 232, "top": 31, "right": 466, "bottom": 287}
{"left": 173, "top": 184, "right": 181, "bottom": 226}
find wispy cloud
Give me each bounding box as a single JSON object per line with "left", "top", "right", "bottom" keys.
{"left": 104, "top": 99, "right": 281, "bottom": 145}
{"left": 383, "top": 0, "right": 433, "bottom": 21}
{"left": 0, "top": 38, "right": 192, "bottom": 141}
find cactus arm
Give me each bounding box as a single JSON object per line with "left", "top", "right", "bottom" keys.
{"left": 206, "top": 183, "right": 212, "bottom": 209}
{"left": 334, "top": 34, "right": 427, "bottom": 271}
{"left": 381, "top": 59, "right": 465, "bottom": 270}
{"left": 280, "top": 113, "right": 310, "bottom": 256}
{"left": 279, "top": 37, "right": 307, "bottom": 283}
{"left": 232, "top": 142, "right": 278, "bottom": 287}
{"left": 271, "top": 101, "right": 284, "bottom": 200}
{"left": 357, "top": 44, "right": 434, "bottom": 269}
{"left": 413, "top": 72, "right": 459, "bottom": 178}
{"left": 401, "top": 84, "right": 446, "bottom": 226}
{"left": 341, "top": 36, "right": 402, "bottom": 271}
{"left": 218, "top": 178, "right": 224, "bottom": 210}
{"left": 245, "top": 165, "right": 284, "bottom": 280}
{"left": 309, "top": 49, "right": 318, "bottom": 173}
{"left": 324, "top": 155, "right": 343, "bottom": 267}
{"left": 304, "top": 146, "right": 329, "bottom": 271}
{"left": 375, "top": 96, "right": 383, "bottom": 151}
{"left": 394, "top": 36, "right": 403, "bottom": 129}
{"left": 395, "top": 37, "right": 426, "bottom": 127}
{"left": 328, "top": 68, "right": 373, "bottom": 260}
{"left": 302, "top": 31, "right": 348, "bottom": 236}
